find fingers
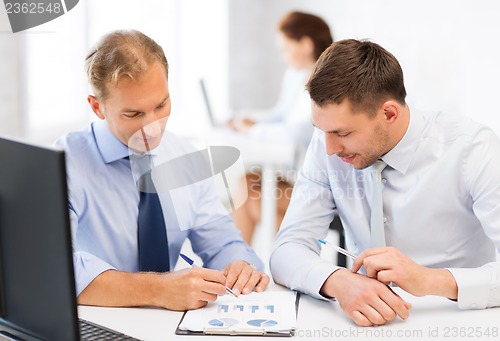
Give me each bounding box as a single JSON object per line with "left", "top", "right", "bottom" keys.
{"left": 162, "top": 269, "right": 226, "bottom": 310}
{"left": 241, "top": 271, "right": 270, "bottom": 294}
{"left": 349, "top": 298, "right": 411, "bottom": 327}
{"left": 224, "top": 264, "right": 241, "bottom": 290}
{"left": 255, "top": 272, "right": 270, "bottom": 292}
{"left": 195, "top": 267, "right": 226, "bottom": 286}
{"left": 380, "top": 288, "right": 412, "bottom": 320}
{"left": 238, "top": 269, "right": 262, "bottom": 295}
{"left": 224, "top": 261, "right": 269, "bottom": 296}
{"left": 331, "top": 271, "right": 412, "bottom": 327}
{"left": 377, "top": 270, "right": 395, "bottom": 285}
{"left": 352, "top": 247, "right": 388, "bottom": 273}
{"left": 348, "top": 302, "right": 391, "bottom": 327}
{"left": 187, "top": 267, "right": 227, "bottom": 296}
{"left": 230, "top": 266, "right": 256, "bottom": 296}
{"left": 198, "top": 291, "right": 219, "bottom": 303}
{"left": 348, "top": 287, "right": 409, "bottom": 326}
{"left": 350, "top": 311, "right": 373, "bottom": 327}
{"left": 201, "top": 279, "right": 228, "bottom": 297}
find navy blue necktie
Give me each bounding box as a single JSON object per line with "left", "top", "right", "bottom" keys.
{"left": 132, "top": 155, "right": 170, "bottom": 272}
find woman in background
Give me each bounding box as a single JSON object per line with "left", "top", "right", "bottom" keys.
{"left": 229, "top": 11, "right": 333, "bottom": 244}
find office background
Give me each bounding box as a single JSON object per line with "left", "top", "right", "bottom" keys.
{"left": 1, "top": 0, "right": 499, "bottom": 145}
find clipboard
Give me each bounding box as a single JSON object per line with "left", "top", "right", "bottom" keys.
{"left": 175, "top": 291, "right": 300, "bottom": 337}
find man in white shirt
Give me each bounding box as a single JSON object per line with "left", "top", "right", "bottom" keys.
{"left": 270, "top": 39, "right": 500, "bottom": 327}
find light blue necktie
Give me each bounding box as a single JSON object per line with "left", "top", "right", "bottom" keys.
{"left": 370, "top": 160, "right": 387, "bottom": 248}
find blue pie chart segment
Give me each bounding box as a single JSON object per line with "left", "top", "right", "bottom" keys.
{"left": 247, "top": 319, "right": 278, "bottom": 328}
{"left": 208, "top": 318, "right": 239, "bottom": 327}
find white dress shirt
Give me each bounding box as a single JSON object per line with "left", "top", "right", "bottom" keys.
{"left": 270, "top": 108, "right": 500, "bottom": 309}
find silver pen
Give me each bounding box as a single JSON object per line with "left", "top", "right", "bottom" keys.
{"left": 318, "top": 239, "right": 357, "bottom": 260}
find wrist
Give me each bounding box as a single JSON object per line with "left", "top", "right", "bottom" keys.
{"left": 423, "top": 268, "right": 458, "bottom": 299}
{"left": 320, "top": 268, "right": 350, "bottom": 299}
{"left": 137, "top": 272, "right": 168, "bottom": 307}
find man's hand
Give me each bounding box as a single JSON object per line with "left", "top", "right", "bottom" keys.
{"left": 320, "top": 269, "right": 412, "bottom": 327}
{"left": 226, "top": 118, "right": 255, "bottom": 133}
{"left": 352, "top": 247, "right": 458, "bottom": 299}
{"left": 157, "top": 267, "right": 228, "bottom": 310}
{"left": 223, "top": 260, "right": 270, "bottom": 296}
{"left": 77, "top": 268, "right": 228, "bottom": 311}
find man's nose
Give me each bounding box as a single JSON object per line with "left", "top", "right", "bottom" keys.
{"left": 142, "top": 117, "right": 162, "bottom": 136}
{"left": 325, "top": 134, "right": 343, "bottom": 156}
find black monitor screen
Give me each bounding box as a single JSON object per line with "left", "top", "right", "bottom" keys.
{"left": 0, "top": 136, "right": 79, "bottom": 341}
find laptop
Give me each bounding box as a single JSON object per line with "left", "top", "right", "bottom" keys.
{"left": 0, "top": 136, "right": 139, "bottom": 341}
{"left": 199, "top": 78, "right": 227, "bottom": 128}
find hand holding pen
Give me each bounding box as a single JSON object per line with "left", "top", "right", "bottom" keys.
{"left": 180, "top": 253, "right": 238, "bottom": 298}
{"left": 319, "top": 239, "right": 393, "bottom": 282}
{"left": 318, "top": 239, "right": 412, "bottom": 327}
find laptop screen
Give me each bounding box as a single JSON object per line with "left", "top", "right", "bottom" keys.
{"left": 199, "top": 78, "right": 218, "bottom": 127}
{"left": 0, "top": 136, "right": 79, "bottom": 341}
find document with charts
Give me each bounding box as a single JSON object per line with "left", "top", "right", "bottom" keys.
{"left": 176, "top": 291, "right": 299, "bottom": 337}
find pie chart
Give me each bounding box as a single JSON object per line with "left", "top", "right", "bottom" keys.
{"left": 247, "top": 319, "right": 278, "bottom": 328}
{"left": 208, "top": 318, "right": 239, "bottom": 327}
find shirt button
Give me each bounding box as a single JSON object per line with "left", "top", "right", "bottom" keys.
{"left": 382, "top": 178, "right": 387, "bottom": 184}
{"left": 383, "top": 216, "right": 388, "bottom": 223}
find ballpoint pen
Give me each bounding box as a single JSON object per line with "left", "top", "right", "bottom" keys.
{"left": 179, "top": 253, "right": 238, "bottom": 298}
{"left": 318, "top": 239, "right": 357, "bottom": 260}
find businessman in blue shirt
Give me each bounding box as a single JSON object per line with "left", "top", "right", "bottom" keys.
{"left": 56, "top": 30, "right": 269, "bottom": 311}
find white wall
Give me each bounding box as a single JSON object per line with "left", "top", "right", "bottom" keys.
{"left": 0, "top": 9, "right": 22, "bottom": 137}
{"left": 228, "top": 0, "right": 500, "bottom": 135}
{"left": 0, "top": 0, "right": 229, "bottom": 144}
{"left": 2, "top": 0, "right": 500, "bottom": 143}
{"left": 0, "top": 2, "right": 89, "bottom": 144}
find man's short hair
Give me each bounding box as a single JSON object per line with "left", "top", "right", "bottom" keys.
{"left": 85, "top": 29, "right": 169, "bottom": 100}
{"left": 306, "top": 39, "right": 406, "bottom": 115}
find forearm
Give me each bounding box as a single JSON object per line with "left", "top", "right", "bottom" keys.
{"left": 77, "top": 269, "right": 164, "bottom": 308}
{"left": 270, "top": 242, "right": 338, "bottom": 299}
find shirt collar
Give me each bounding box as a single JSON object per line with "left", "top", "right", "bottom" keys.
{"left": 380, "top": 107, "right": 424, "bottom": 175}
{"left": 93, "top": 119, "right": 162, "bottom": 164}
{"left": 92, "top": 119, "right": 129, "bottom": 163}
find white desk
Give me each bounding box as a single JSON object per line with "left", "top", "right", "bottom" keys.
{"left": 79, "top": 285, "right": 500, "bottom": 341}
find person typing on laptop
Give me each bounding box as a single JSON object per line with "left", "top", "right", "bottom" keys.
{"left": 55, "top": 29, "right": 269, "bottom": 311}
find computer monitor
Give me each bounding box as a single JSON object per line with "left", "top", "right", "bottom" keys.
{"left": 0, "top": 136, "right": 80, "bottom": 340}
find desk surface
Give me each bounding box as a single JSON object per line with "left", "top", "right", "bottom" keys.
{"left": 78, "top": 284, "right": 499, "bottom": 341}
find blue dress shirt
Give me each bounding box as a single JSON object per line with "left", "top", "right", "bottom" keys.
{"left": 271, "top": 109, "right": 500, "bottom": 310}
{"left": 55, "top": 120, "right": 263, "bottom": 295}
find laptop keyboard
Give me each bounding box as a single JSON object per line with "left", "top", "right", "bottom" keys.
{"left": 79, "top": 319, "right": 141, "bottom": 340}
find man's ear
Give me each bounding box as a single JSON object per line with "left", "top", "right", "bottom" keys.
{"left": 88, "top": 95, "right": 105, "bottom": 120}
{"left": 380, "top": 100, "right": 400, "bottom": 124}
